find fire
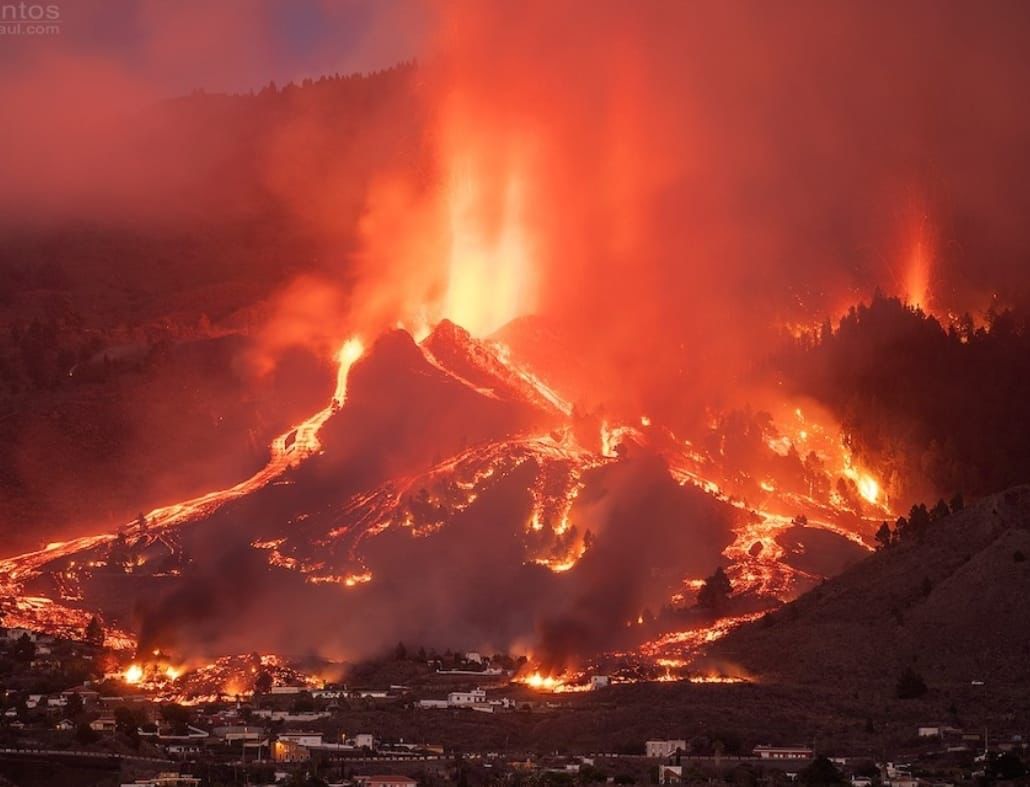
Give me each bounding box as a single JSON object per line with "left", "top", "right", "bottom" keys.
{"left": 843, "top": 461, "right": 882, "bottom": 505}
{"left": 334, "top": 338, "right": 365, "bottom": 404}
{"left": 123, "top": 663, "right": 144, "bottom": 684}
{"left": 517, "top": 670, "right": 590, "bottom": 693}
{"left": 857, "top": 474, "right": 880, "bottom": 504}
{"left": 523, "top": 671, "right": 557, "bottom": 690}
{"left": 688, "top": 674, "right": 749, "bottom": 684}
{"left": 904, "top": 229, "right": 932, "bottom": 312}
{"left": 343, "top": 571, "right": 373, "bottom": 587}
{"left": 441, "top": 156, "right": 536, "bottom": 338}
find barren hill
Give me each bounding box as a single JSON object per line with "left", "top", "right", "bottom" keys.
{"left": 708, "top": 485, "right": 1030, "bottom": 688}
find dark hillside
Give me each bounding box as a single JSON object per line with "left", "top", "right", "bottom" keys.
{"left": 708, "top": 485, "right": 1030, "bottom": 687}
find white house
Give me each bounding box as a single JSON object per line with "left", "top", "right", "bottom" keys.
{"left": 590, "top": 675, "right": 611, "bottom": 689}
{"left": 354, "top": 733, "right": 376, "bottom": 749}
{"left": 647, "top": 740, "right": 687, "bottom": 758}
{"left": 417, "top": 699, "right": 450, "bottom": 709}
{"left": 120, "top": 773, "right": 200, "bottom": 787}
{"left": 251, "top": 709, "right": 330, "bottom": 722}
{"left": 448, "top": 689, "right": 487, "bottom": 706}
{"left": 279, "top": 731, "right": 324, "bottom": 747}
{"left": 4, "top": 628, "right": 37, "bottom": 642}
{"left": 90, "top": 716, "right": 117, "bottom": 733}
{"left": 753, "top": 745, "right": 815, "bottom": 760}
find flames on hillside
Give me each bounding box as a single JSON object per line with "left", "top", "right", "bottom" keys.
{"left": 0, "top": 304, "right": 898, "bottom": 692}
{"left": 6, "top": 3, "right": 982, "bottom": 693}
{"left": 0, "top": 99, "right": 913, "bottom": 677}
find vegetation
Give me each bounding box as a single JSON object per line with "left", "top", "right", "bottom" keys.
{"left": 894, "top": 667, "right": 928, "bottom": 699}
{"left": 782, "top": 293, "right": 1030, "bottom": 501}
{"left": 697, "top": 567, "right": 733, "bottom": 610}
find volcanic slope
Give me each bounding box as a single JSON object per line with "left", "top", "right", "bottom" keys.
{"left": 706, "top": 485, "right": 1030, "bottom": 687}
{"left": 1, "top": 321, "right": 745, "bottom": 659}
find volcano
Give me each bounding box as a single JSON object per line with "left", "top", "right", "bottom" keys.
{"left": 0, "top": 318, "right": 878, "bottom": 674}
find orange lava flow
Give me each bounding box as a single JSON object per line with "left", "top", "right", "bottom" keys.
{"left": 0, "top": 337, "right": 365, "bottom": 644}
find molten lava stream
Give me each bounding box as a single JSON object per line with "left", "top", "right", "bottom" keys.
{"left": 0, "top": 338, "right": 365, "bottom": 638}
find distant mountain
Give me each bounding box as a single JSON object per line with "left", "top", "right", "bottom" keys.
{"left": 706, "top": 485, "right": 1030, "bottom": 687}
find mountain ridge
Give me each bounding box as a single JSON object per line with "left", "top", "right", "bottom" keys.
{"left": 706, "top": 484, "right": 1030, "bottom": 687}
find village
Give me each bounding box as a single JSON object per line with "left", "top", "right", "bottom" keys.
{"left": 0, "top": 625, "right": 1026, "bottom": 786}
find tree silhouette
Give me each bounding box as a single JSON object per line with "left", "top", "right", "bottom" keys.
{"left": 697, "top": 567, "right": 733, "bottom": 610}
{"left": 85, "top": 616, "right": 104, "bottom": 646}
{"left": 13, "top": 633, "right": 35, "bottom": 661}
{"left": 895, "top": 666, "right": 928, "bottom": 699}
{"left": 874, "top": 522, "right": 892, "bottom": 550}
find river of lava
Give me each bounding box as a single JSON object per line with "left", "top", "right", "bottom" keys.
{"left": 0, "top": 338, "right": 366, "bottom": 647}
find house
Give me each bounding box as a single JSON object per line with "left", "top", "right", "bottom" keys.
{"left": 251, "top": 709, "right": 331, "bottom": 722}
{"left": 312, "top": 689, "right": 344, "bottom": 699}
{"left": 352, "top": 689, "right": 390, "bottom": 699}
{"left": 590, "top": 675, "right": 611, "bottom": 689}
{"left": 139, "top": 725, "right": 209, "bottom": 742}
{"left": 354, "top": 776, "right": 417, "bottom": 787}
{"left": 416, "top": 699, "right": 450, "bottom": 709}
{"left": 884, "top": 762, "right": 913, "bottom": 778}
{"left": 279, "top": 731, "right": 324, "bottom": 747}
{"left": 62, "top": 687, "right": 100, "bottom": 704}
{"left": 448, "top": 689, "right": 486, "bottom": 706}
{"left": 212, "top": 725, "right": 264, "bottom": 742}
{"left": 354, "top": 733, "right": 375, "bottom": 749}
{"left": 269, "top": 685, "right": 306, "bottom": 694}
{"left": 273, "top": 738, "right": 311, "bottom": 762}
{"left": 465, "top": 651, "right": 484, "bottom": 664}
{"left": 90, "top": 716, "right": 117, "bottom": 733}
{"left": 646, "top": 740, "right": 687, "bottom": 758}
{"left": 4, "top": 628, "right": 37, "bottom": 642}
{"left": 753, "top": 745, "right": 815, "bottom": 760}
{"left": 55, "top": 719, "right": 75, "bottom": 731}
{"left": 119, "top": 774, "right": 200, "bottom": 787}
{"left": 165, "top": 743, "right": 203, "bottom": 757}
